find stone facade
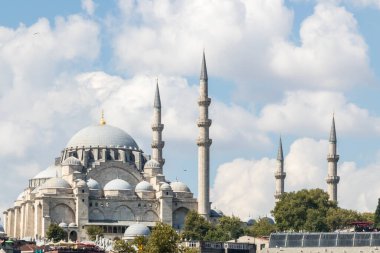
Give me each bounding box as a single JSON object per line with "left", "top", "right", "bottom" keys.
{"left": 2, "top": 58, "right": 212, "bottom": 241}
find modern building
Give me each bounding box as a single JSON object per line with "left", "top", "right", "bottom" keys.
{"left": 2, "top": 53, "right": 215, "bottom": 241}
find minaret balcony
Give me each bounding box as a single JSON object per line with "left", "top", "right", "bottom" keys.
{"left": 197, "top": 138, "right": 212, "bottom": 147}
{"left": 198, "top": 98, "right": 211, "bottom": 106}
{"left": 327, "top": 154, "right": 339, "bottom": 162}
{"left": 274, "top": 172, "right": 286, "bottom": 179}
{"left": 151, "top": 123, "right": 164, "bottom": 131}
{"left": 274, "top": 192, "right": 283, "bottom": 199}
{"left": 326, "top": 176, "right": 340, "bottom": 184}
{"left": 151, "top": 141, "right": 165, "bottom": 149}
{"left": 197, "top": 119, "right": 212, "bottom": 127}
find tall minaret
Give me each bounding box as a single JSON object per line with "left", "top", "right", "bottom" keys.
{"left": 151, "top": 80, "right": 165, "bottom": 171}
{"left": 274, "top": 137, "right": 286, "bottom": 202}
{"left": 197, "top": 52, "right": 212, "bottom": 219}
{"left": 326, "top": 115, "right": 340, "bottom": 202}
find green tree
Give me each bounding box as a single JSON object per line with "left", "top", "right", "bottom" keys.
{"left": 247, "top": 218, "right": 277, "bottom": 237}
{"left": 132, "top": 236, "right": 148, "bottom": 252}
{"left": 46, "top": 223, "right": 67, "bottom": 242}
{"left": 204, "top": 216, "right": 243, "bottom": 241}
{"left": 86, "top": 225, "right": 104, "bottom": 241}
{"left": 374, "top": 198, "right": 380, "bottom": 229}
{"left": 182, "top": 210, "right": 211, "bottom": 241}
{"left": 144, "top": 222, "right": 179, "bottom": 253}
{"left": 272, "top": 189, "right": 337, "bottom": 232}
{"left": 326, "top": 208, "right": 363, "bottom": 231}
{"left": 113, "top": 239, "right": 136, "bottom": 253}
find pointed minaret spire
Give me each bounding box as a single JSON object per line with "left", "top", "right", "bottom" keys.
{"left": 197, "top": 51, "right": 212, "bottom": 219}
{"left": 154, "top": 78, "right": 161, "bottom": 109}
{"left": 151, "top": 79, "right": 165, "bottom": 172}
{"left": 200, "top": 51, "right": 208, "bottom": 81}
{"left": 326, "top": 115, "right": 340, "bottom": 202}
{"left": 274, "top": 137, "right": 286, "bottom": 202}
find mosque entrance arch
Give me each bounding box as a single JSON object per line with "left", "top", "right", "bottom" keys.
{"left": 173, "top": 207, "right": 189, "bottom": 230}
{"left": 69, "top": 231, "right": 77, "bottom": 242}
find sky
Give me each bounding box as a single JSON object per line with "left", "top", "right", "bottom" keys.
{"left": 1, "top": 0, "right": 380, "bottom": 222}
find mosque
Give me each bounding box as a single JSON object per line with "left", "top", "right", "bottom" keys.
{"left": 2, "top": 53, "right": 217, "bottom": 241}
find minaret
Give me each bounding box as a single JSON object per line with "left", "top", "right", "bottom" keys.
{"left": 274, "top": 137, "right": 286, "bottom": 202}
{"left": 326, "top": 115, "right": 340, "bottom": 202}
{"left": 197, "top": 52, "right": 212, "bottom": 219}
{"left": 151, "top": 80, "right": 165, "bottom": 170}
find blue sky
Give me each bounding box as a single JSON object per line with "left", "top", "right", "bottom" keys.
{"left": 1, "top": 0, "right": 380, "bottom": 220}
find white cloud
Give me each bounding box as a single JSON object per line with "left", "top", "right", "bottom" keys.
{"left": 82, "top": 0, "right": 96, "bottom": 15}
{"left": 257, "top": 90, "right": 380, "bottom": 137}
{"left": 270, "top": 2, "right": 372, "bottom": 89}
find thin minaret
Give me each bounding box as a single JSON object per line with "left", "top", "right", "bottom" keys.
{"left": 197, "top": 51, "right": 212, "bottom": 219}
{"left": 274, "top": 137, "right": 286, "bottom": 202}
{"left": 326, "top": 115, "right": 340, "bottom": 202}
{"left": 151, "top": 80, "right": 165, "bottom": 170}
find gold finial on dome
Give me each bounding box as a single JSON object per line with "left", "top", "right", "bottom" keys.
{"left": 100, "top": 110, "right": 106, "bottom": 125}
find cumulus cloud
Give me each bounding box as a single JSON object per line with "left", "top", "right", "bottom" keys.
{"left": 82, "top": 0, "right": 96, "bottom": 15}
{"left": 257, "top": 90, "right": 380, "bottom": 138}
{"left": 212, "top": 137, "right": 380, "bottom": 219}
{"left": 270, "top": 2, "right": 372, "bottom": 89}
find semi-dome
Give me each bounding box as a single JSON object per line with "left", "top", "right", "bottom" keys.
{"left": 160, "top": 183, "right": 171, "bottom": 191}
{"left": 41, "top": 178, "right": 71, "bottom": 189}
{"left": 16, "top": 191, "right": 26, "bottom": 201}
{"left": 33, "top": 165, "right": 59, "bottom": 179}
{"left": 104, "top": 179, "right": 132, "bottom": 191}
{"left": 66, "top": 124, "right": 139, "bottom": 149}
{"left": 62, "top": 156, "right": 81, "bottom": 166}
{"left": 135, "top": 181, "right": 154, "bottom": 192}
{"left": 243, "top": 217, "right": 256, "bottom": 226}
{"left": 170, "top": 181, "right": 190, "bottom": 192}
{"left": 87, "top": 178, "right": 101, "bottom": 190}
{"left": 261, "top": 217, "right": 275, "bottom": 225}
{"left": 144, "top": 159, "right": 160, "bottom": 169}
{"left": 124, "top": 224, "right": 150, "bottom": 238}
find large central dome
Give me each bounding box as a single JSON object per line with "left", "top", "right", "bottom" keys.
{"left": 66, "top": 124, "right": 139, "bottom": 149}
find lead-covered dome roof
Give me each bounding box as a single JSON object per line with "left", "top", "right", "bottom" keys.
{"left": 33, "top": 165, "right": 60, "bottom": 179}
{"left": 124, "top": 224, "right": 150, "bottom": 237}
{"left": 104, "top": 179, "right": 132, "bottom": 191}
{"left": 135, "top": 181, "right": 154, "bottom": 192}
{"left": 170, "top": 181, "right": 191, "bottom": 192}
{"left": 87, "top": 178, "right": 101, "bottom": 190}
{"left": 66, "top": 124, "right": 139, "bottom": 149}
{"left": 41, "top": 177, "right": 71, "bottom": 189}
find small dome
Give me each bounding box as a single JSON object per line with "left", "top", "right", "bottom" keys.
{"left": 62, "top": 156, "right": 81, "bottom": 166}
{"left": 87, "top": 178, "right": 101, "bottom": 190}
{"left": 68, "top": 223, "right": 77, "bottom": 228}
{"left": 33, "top": 165, "right": 59, "bottom": 179}
{"left": 76, "top": 179, "right": 87, "bottom": 188}
{"left": 144, "top": 159, "right": 160, "bottom": 169}
{"left": 170, "top": 181, "right": 190, "bottom": 192}
{"left": 66, "top": 124, "right": 139, "bottom": 149}
{"left": 135, "top": 181, "right": 154, "bottom": 192}
{"left": 243, "top": 217, "right": 256, "bottom": 226}
{"left": 160, "top": 183, "right": 171, "bottom": 191}
{"left": 59, "top": 222, "right": 68, "bottom": 228}
{"left": 41, "top": 178, "right": 71, "bottom": 189}
{"left": 261, "top": 217, "right": 275, "bottom": 225}
{"left": 124, "top": 224, "right": 150, "bottom": 238}
{"left": 104, "top": 179, "right": 132, "bottom": 191}
{"left": 210, "top": 209, "right": 224, "bottom": 218}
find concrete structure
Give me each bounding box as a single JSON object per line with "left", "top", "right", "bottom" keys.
{"left": 197, "top": 51, "right": 212, "bottom": 219}
{"left": 274, "top": 137, "right": 286, "bottom": 202}
{"left": 326, "top": 115, "right": 340, "bottom": 202}
{"left": 269, "top": 232, "right": 380, "bottom": 253}
{"left": 2, "top": 53, "right": 217, "bottom": 240}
